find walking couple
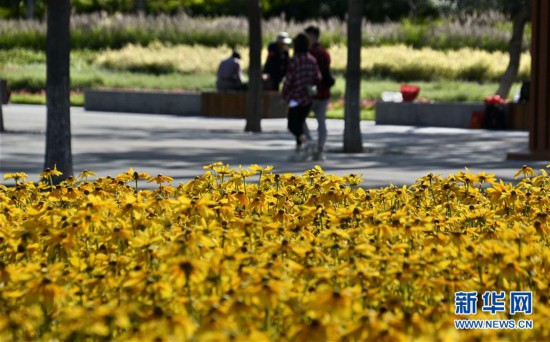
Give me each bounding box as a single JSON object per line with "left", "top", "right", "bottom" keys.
{"left": 282, "top": 26, "right": 334, "bottom": 162}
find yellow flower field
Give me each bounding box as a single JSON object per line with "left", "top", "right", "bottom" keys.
{"left": 1, "top": 164, "right": 549, "bottom": 341}
{"left": 94, "top": 43, "right": 531, "bottom": 81}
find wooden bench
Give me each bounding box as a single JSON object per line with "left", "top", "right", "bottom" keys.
{"left": 201, "top": 91, "right": 288, "bottom": 118}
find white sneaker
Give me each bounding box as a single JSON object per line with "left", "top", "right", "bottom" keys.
{"left": 313, "top": 151, "right": 326, "bottom": 161}
{"left": 300, "top": 141, "right": 315, "bottom": 161}
{"left": 287, "top": 151, "right": 301, "bottom": 162}
{"left": 288, "top": 144, "right": 304, "bottom": 162}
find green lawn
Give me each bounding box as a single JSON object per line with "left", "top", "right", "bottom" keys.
{"left": 326, "top": 107, "right": 375, "bottom": 121}
{"left": 3, "top": 63, "right": 519, "bottom": 103}
{"left": 10, "top": 92, "right": 84, "bottom": 106}
{"left": 330, "top": 77, "right": 521, "bottom": 103}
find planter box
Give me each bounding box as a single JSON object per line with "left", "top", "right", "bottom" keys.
{"left": 376, "top": 102, "right": 485, "bottom": 128}
{"left": 201, "top": 91, "right": 287, "bottom": 118}
{"left": 84, "top": 89, "right": 201, "bottom": 116}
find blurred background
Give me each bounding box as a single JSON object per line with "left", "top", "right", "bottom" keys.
{"left": 0, "top": 0, "right": 531, "bottom": 120}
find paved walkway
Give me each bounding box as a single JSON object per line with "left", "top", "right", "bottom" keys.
{"left": 0, "top": 104, "right": 547, "bottom": 188}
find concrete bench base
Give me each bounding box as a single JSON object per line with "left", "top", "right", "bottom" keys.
{"left": 376, "top": 102, "right": 485, "bottom": 128}
{"left": 84, "top": 89, "right": 288, "bottom": 119}
{"left": 376, "top": 102, "right": 528, "bottom": 130}
{"left": 84, "top": 89, "right": 201, "bottom": 116}
{"left": 201, "top": 91, "right": 287, "bottom": 118}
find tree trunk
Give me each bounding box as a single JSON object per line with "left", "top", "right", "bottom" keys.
{"left": 0, "top": 91, "right": 4, "bottom": 133}
{"left": 407, "top": 0, "right": 418, "bottom": 19}
{"left": 344, "top": 0, "right": 363, "bottom": 153}
{"left": 496, "top": 4, "right": 530, "bottom": 98}
{"left": 13, "top": 0, "right": 22, "bottom": 18}
{"left": 45, "top": 0, "right": 72, "bottom": 181}
{"left": 26, "top": 0, "right": 34, "bottom": 20}
{"left": 245, "top": 0, "right": 262, "bottom": 133}
{"left": 134, "top": 0, "right": 145, "bottom": 14}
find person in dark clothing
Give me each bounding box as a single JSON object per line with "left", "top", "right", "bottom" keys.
{"left": 216, "top": 50, "right": 247, "bottom": 92}
{"left": 282, "top": 33, "right": 321, "bottom": 161}
{"left": 303, "top": 25, "right": 334, "bottom": 161}
{"left": 263, "top": 32, "right": 291, "bottom": 91}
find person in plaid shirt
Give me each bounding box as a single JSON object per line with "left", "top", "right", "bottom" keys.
{"left": 282, "top": 33, "right": 321, "bottom": 161}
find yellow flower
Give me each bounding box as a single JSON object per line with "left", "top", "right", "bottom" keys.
{"left": 78, "top": 169, "right": 96, "bottom": 180}
{"left": 213, "top": 164, "right": 233, "bottom": 176}
{"left": 116, "top": 168, "right": 134, "bottom": 182}
{"left": 118, "top": 168, "right": 150, "bottom": 182}
{"left": 343, "top": 173, "right": 363, "bottom": 187}
{"left": 40, "top": 165, "right": 63, "bottom": 179}
{"left": 170, "top": 258, "right": 204, "bottom": 286}
{"left": 3, "top": 172, "right": 28, "bottom": 183}
{"left": 290, "top": 318, "right": 330, "bottom": 342}
{"left": 147, "top": 174, "right": 174, "bottom": 185}
{"left": 203, "top": 161, "right": 224, "bottom": 170}
{"left": 514, "top": 165, "right": 536, "bottom": 179}
{"left": 237, "top": 167, "right": 256, "bottom": 178}
{"left": 249, "top": 164, "right": 273, "bottom": 173}
{"left": 476, "top": 171, "right": 496, "bottom": 185}
{"left": 486, "top": 180, "right": 511, "bottom": 203}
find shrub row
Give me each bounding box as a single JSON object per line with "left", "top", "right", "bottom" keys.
{"left": 0, "top": 13, "right": 528, "bottom": 51}
{"left": 0, "top": 0, "right": 440, "bottom": 22}
{"left": 94, "top": 43, "right": 531, "bottom": 82}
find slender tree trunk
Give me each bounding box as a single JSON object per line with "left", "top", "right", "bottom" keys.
{"left": 407, "top": 0, "right": 418, "bottom": 19}
{"left": 45, "top": 0, "right": 72, "bottom": 180}
{"left": 26, "top": 0, "right": 34, "bottom": 20}
{"left": 134, "top": 0, "right": 145, "bottom": 14}
{"left": 13, "top": 0, "right": 22, "bottom": 18}
{"left": 245, "top": 0, "right": 262, "bottom": 133}
{"left": 0, "top": 91, "right": 4, "bottom": 133}
{"left": 344, "top": 0, "right": 363, "bottom": 153}
{"left": 496, "top": 4, "right": 530, "bottom": 98}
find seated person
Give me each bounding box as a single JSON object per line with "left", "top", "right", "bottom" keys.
{"left": 216, "top": 50, "right": 247, "bottom": 92}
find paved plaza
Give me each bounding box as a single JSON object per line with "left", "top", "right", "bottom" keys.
{"left": 1, "top": 104, "right": 547, "bottom": 188}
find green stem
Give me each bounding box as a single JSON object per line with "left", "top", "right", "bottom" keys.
{"left": 264, "top": 308, "right": 271, "bottom": 331}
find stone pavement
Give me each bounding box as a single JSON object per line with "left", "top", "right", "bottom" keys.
{"left": 0, "top": 104, "right": 547, "bottom": 188}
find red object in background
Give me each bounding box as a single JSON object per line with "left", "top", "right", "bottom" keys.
{"left": 484, "top": 95, "right": 507, "bottom": 105}
{"left": 469, "top": 111, "right": 485, "bottom": 128}
{"left": 400, "top": 84, "right": 420, "bottom": 102}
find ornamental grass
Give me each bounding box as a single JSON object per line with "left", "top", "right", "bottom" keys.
{"left": 1, "top": 164, "right": 549, "bottom": 341}
{"left": 94, "top": 43, "right": 531, "bottom": 82}
{"left": 0, "top": 12, "right": 520, "bottom": 52}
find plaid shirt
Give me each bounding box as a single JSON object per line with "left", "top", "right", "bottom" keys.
{"left": 282, "top": 52, "right": 321, "bottom": 107}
